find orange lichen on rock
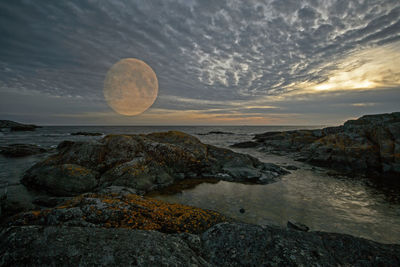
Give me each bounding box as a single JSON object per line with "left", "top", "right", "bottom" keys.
{"left": 9, "top": 193, "right": 229, "bottom": 234}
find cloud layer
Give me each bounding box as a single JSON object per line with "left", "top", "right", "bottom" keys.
{"left": 0, "top": 0, "right": 399, "bottom": 124}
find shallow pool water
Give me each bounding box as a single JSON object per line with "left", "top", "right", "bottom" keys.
{"left": 153, "top": 148, "right": 400, "bottom": 244}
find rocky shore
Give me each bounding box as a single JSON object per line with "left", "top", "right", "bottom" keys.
{"left": 1, "top": 192, "right": 399, "bottom": 266}
{"left": 232, "top": 112, "right": 400, "bottom": 179}
{"left": 0, "top": 120, "right": 39, "bottom": 131}
{"left": 1, "top": 129, "right": 399, "bottom": 265}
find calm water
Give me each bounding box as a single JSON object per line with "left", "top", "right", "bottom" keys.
{"left": 1, "top": 126, "right": 399, "bottom": 244}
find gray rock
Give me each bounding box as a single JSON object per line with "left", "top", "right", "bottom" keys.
{"left": 287, "top": 221, "right": 309, "bottom": 232}
{"left": 243, "top": 112, "right": 400, "bottom": 180}
{"left": 0, "top": 226, "right": 211, "bottom": 266}
{"left": 229, "top": 141, "right": 259, "bottom": 148}
{"left": 285, "top": 165, "right": 299, "bottom": 170}
{"left": 23, "top": 164, "right": 99, "bottom": 196}
{"left": 0, "top": 120, "right": 39, "bottom": 131}
{"left": 22, "top": 131, "right": 288, "bottom": 196}
{"left": 200, "top": 222, "right": 400, "bottom": 266}
{"left": 2, "top": 222, "right": 399, "bottom": 266}
{"left": 3, "top": 194, "right": 400, "bottom": 267}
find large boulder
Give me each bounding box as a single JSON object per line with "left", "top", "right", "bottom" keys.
{"left": 22, "top": 131, "right": 288, "bottom": 196}
{"left": 23, "top": 164, "right": 99, "bottom": 196}
{"left": 235, "top": 112, "right": 400, "bottom": 179}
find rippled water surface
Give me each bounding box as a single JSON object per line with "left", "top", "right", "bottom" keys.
{"left": 1, "top": 126, "right": 399, "bottom": 244}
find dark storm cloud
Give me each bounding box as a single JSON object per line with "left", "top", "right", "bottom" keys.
{"left": 0, "top": 0, "right": 399, "bottom": 123}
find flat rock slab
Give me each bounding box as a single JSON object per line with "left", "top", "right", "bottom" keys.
{"left": 1, "top": 222, "right": 399, "bottom": 266}
{"left": 0, "top": 226, "right": 210, "bottom": 266}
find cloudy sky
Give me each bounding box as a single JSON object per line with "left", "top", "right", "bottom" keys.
{"left": 0, "top": 0, "right": 399, "bottom": 125}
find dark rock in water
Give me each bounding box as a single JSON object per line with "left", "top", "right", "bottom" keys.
{"left": 239, "top": 208, "right": 245, "bottom": 213}
{"left": 0, "top": 120, "right": 39, "bottom": 131}
{"left": 2, "top": 221, "right": 399, "bottom": 266}
{"left": 208, "top": 131, "right": 234, "bottom": 135}
{"left": 10, "top": 125, "right": 37, "bottom": 131}
{"left": 285, "top": 165, "right": 299, "bottom": 170}
{"left": 230, "top": 141, "right": 259, "bottom": 148}
{"left": 70, "top": 132, "right": 103, "bottom": 136}
{"left": 246, "top": 112, "right": 400, "bottom": 180}
{"left": 287, "top": 221, "right": 309, "bottom": 232}
{"left": 32, "top": 196, "right": 69, "bottom": 208}
{"left": 0, "top": 144, "right": 47, "bottom": 157}
{"left": 22, "top": 131, "right": 288, "bottom": 196}
{"left": 197, "top": 131, "right": 234, "bottom": 136}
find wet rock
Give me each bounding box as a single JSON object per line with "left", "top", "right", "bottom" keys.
{"left": 22, "top": 131, "right": 288, "bottom": 196}
{"left": 70, "top": 132, "right": 103, "bottom": 136}
{"left": 230, "top": 141, "right": 259, "bottom": 148}
{"left": 285, "top": 165, "right": 299, "bottom": 170}
{"left": 287, "top": 221, "right": 309, "bottom": 232}
{"left": 241, "top": 112, "right": 400, "bottom": 180}
{"left": 0, "top": 144, "right": 48, "bottom": 157}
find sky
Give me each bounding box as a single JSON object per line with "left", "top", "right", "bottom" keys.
{"left": 0, "top": 0, "right": 399, "bottom": 126}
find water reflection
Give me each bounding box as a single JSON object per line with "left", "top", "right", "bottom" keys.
{"left": 153, "top": 151, "right": 400, "bottom": 244}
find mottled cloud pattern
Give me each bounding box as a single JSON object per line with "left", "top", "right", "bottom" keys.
{"left": 0, "top": 0, "right": 399, "bottom": 125}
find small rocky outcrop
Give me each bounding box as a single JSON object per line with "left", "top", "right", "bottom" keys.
{"left": 8, "top": 192, "right": 228, "bottom": 234}
{"left": 0, "top": 120, "right": 39, "bottom": 131}
{"left": 197, "top": 131, "right": 234, "bottom": 135}
{"left": 230, "top": 141, "right": 259, "bottom": 148}
{"left": 0, "top": 144, "right": 48, "bottom": 157}
{"left": 22, "top": 131, "right": 288, "bottom": 196}
{"left": 70, "top": 132, "right": 103, "bottom": 136}
{"left": 233, "top": 112, "right": 400, "bottom": 178}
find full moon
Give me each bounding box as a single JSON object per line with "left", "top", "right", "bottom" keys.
{"left": 103, "top": 58, "right": 158, "bottom": 116}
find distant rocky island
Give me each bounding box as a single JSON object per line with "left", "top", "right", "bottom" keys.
{"left": 233, "top": 112, "right": 400, "bottom": 180}
{"left": 0, "top": 120, "right": 40, "bottom": 131}
{"left": 1, "top": 115, "right": 400, "bottom": 265}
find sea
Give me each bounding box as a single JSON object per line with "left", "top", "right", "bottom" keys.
{"left": 1, "top": 125, "right": 399, "bottom": 244}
